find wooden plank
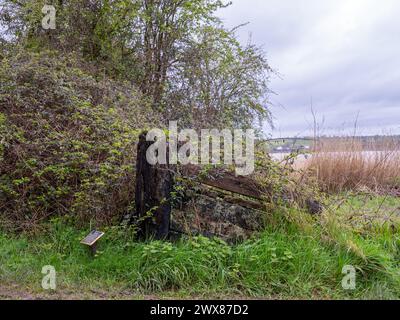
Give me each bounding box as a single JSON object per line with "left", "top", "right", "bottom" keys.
{"left": 180, "top": 164, "right": 266, "bottom": 200}
{"left": 196, "top": 185, "right": 266, "bottom": 210}
{"left": 223, "top": 196, "right": 266, "bottom": 211}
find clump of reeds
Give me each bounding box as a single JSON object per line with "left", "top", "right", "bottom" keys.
{"left": 306, "top": 136, "right": 400, "bottom": 193}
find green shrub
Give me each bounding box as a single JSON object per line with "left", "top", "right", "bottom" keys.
{"left": 0, "top": 49, "right": 160, "bottom": 230}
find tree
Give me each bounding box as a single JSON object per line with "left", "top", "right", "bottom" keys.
{"left": 165, "top": 25, "right": 273, "bottom": 129}
{"left": 0, "top": 0, "right": 274, "bottom": 130}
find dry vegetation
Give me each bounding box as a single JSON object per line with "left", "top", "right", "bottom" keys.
{"left": 306, "top": 136, "right": 400, "bottom": 193}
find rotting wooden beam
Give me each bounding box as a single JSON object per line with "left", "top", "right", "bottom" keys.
{"left": 180, "top": 164, "right": 267, "bottom": 200}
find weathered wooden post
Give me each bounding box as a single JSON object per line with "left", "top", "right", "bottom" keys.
{"left": 133, "top": 132, "right": 173, "bottom": 239}
{"left": 131, "top": 132, "right": 323, "bottom": 241}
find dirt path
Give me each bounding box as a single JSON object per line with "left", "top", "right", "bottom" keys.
{"left": 0, "top": 284, "right": 37, "bottom": 300}
{"left": 0, "top": 283, "right": 159, "bottom": 300}
{"left": 0, "top": 283, "right": 271, "bottom": 300}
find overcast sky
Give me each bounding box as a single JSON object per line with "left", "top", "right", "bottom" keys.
{"left": 219, "top": 0, "right": 400, "bottom": 137}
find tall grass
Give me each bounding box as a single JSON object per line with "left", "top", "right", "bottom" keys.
{"left": 306, "top": 136, "right": 400, "bottom": 193}
{"left": 1, "top": 208, "right": 399, "bottom": 300}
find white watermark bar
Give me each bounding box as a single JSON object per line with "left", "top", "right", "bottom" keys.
{"left": 342, "top": 265, "right": 356, "bottom": 290}
{"left": 41, "top": 5, "right": 56, "bottom": 30}
{"left": 145, "top": 121, "right": 255, "bottom": 176}
{"left": 41, "top": 265, "right": 56, "bottom": 290}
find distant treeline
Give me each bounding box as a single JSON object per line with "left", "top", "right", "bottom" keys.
{"left": 264, "top": 135, "right": 400, "bottom": 153}
{"left": 317, "top": 135, "right": 400, "bottom": 151}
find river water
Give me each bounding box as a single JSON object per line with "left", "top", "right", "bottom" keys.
{"left": 270, "top": 151, "right": 400, "bottom": 169}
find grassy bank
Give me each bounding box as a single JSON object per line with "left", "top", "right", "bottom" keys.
{"left": 1, "top": 195, "right": 399, "bottom": 300}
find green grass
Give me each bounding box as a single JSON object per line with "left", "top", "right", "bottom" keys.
{"left": 1, "top": 197, "right": 399, "bottom": 300}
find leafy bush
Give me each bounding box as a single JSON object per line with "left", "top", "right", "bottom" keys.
{"left": 0, "top": 49, "right": 159, "bottom": 230}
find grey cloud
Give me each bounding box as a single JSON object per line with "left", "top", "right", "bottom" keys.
{"left": 219, "top": 0, "right": 400, "bottom": 137}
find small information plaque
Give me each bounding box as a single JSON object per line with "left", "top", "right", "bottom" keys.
{"left": 81, "top": 230, "right": 105, "bottom": 246}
